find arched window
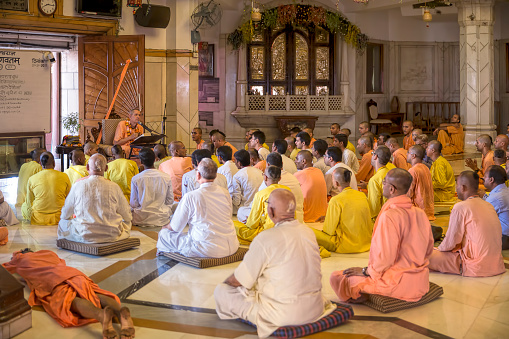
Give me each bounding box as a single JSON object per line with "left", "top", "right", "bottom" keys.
{"left": 248, "top": 26, "right": 334, "bottom": 95}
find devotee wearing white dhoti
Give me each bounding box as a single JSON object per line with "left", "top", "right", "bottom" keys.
{"left": 182, "top": 149, "right": 228, "bottom": 197}
{"left": 57, "top": 154, "right": 132, "bottom": 243}
{"left": 272, "top": 139, "right": 297, "bottom": 174}
{"left": 157, "top": 158, "right": 239, "bottom": 258}
{"left": 324, "top": 147, "right": 358, "bottom": 196}
{"left": 0, "top": 189, "right": 19, "bottom": 225}
{"left": 214, "top": 189, "right": 335, "bottom": 338}
{"left": 216, "top": 146, "right": 238, "bottom": 194}
{"left": 130, "top": 148, "right": 173, "bottom": 227}
{"left": 232, "top": 150, "right": 264, "bottom": 222}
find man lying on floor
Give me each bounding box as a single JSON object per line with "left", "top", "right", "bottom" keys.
{"left": 3, "top": 249, "right": 134, "bottom": 339}
{"left": 214, "top": 189, "right": 335, "bottom": 338}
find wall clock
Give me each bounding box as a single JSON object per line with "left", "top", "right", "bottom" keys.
{"left": 38, "top": 0, "right": 57, "bottom": 16}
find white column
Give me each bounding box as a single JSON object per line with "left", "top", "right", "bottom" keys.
{"left": 457, "top": 0, "right": 496, "bottom": 151}
{"left": 235, "top": 45, "right": 247, "bottom": 112}
{"left": 340, "top": 40, "right": 351, "bottom": 112}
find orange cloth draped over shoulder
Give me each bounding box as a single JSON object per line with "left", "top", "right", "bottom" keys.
{"left": 254, "top": 160, "right": 266, "bottom": 172}
{"left": 392, "top": 148, "right": 410, "bottom": 170}
{"left": 437, "top": 125, "right": 464, "bottom": 155}
{"left": 356, "top": 152, "right": 374, "bottom": 182}
{"left": 408, "top": 163, "right": 436, "bottom": 221}
{"left": 0, "top": 227, "right": 7, "bottom": 245}
{"left": 159, "top": 157, "right": 193, "bottom": 202}
{"left": 294, "top": 167, "right": 328, "bottom": 222}
{"left": 224, "top": 142, "right": 238, "bottom": 160}
{"left": 403, "top": 135, "right": 415, "bottom": 150}
{"left": 2, "top": 250, "right": 120, "bottom": 328}
{"left": 113, "top": 120, "right": 144, "bottom": 156}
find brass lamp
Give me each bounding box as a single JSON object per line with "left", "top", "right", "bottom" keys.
{"left": 423, "top": 8, "right": 432, "bottom": 27}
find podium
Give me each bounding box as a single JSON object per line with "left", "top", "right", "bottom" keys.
{"left": 128, "top": 134, "right": 165, "bottom": 158}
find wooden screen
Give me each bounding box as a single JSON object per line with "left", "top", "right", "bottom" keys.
{"left": 78, "top": 35, "right": 145, "bottom": 143}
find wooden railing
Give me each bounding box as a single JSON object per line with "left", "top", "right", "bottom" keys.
{"left": 246, "top": 94, "right": 343, "bottom": 112}
{"left": 406, "top": 101, "right": 460, "bottom": 132}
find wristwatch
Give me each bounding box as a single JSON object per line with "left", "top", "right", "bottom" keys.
{"left": 362, "top": 266, "right": 369, "bottom": 277}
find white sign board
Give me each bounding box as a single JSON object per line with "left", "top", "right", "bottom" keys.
{"left": 0, "top": 50, "right": 51, "bottom": 133}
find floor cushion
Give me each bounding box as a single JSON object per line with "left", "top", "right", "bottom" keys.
{"left": 56, "top": 238, "right": 141, "bottom": 256}
{"left": 160, "top": 247, "right": 248, "bottom": 268}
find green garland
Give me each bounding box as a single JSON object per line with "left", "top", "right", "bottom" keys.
{"left": 227, "top": 4, "right": 368, "bottom": 51}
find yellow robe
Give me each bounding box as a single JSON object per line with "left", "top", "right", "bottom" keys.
{"left": 21, "top": 169, "right": 71, "bottom": 225}
{"left": 234, "top": 184, "right": 290, "bottom": 243}
{"left": 244, "top": 142, "right": 269, "bottom": 151}
{"left": 104, "top": 158, "right": 139, "bottom": 201}
{"left": 16, "top": 161, "right": 42, "bottom": 207}
{"left": 290, "top": 148, "right": 299, "bottom": 161}
{"left": 64, "top": 165, "right": 89, "bottom": 186}
{"left": 212, "top": 154, "right": 222, "bottom": 168}
{"left": 313, "top": 188, "right": 372, "bottom": 253}
{"left": 346, "top": 141, "right": 356, "bottom": 154}
{"left": 85, "top": 154, "right": 90, "bottom": 165}
{"left": 367, "top": 165, "right": 394, "bottom": 219}
{"left": 430, "top": 156, "right": 456, "bottom": 202}
{"left": 154, "top": 156, "right": 172, "bottom": 170}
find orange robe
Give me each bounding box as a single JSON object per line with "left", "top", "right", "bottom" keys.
{"left": 356, "top": 151, "right": 374, "bottom": 182}
{"left": 224, "top": 142, "right": 238, "bottom": 160}
{"left": 294, "top": 167, "right": 328, "bottom": 222}
{"left": 392, "top": 148, "right": 410, "bottom": 170}
{"left": 113, "top": 120, "right": 144, "bottom": 156}
{"left": 254, "top": 160, "right": 266, "bottom": 172}
{"left": 403, "top": 135, "right": 415, "bottom": 150}
{"left": 437, "top": 124, "right": 464, "bottom": 155}
{"left": 429, "top": 197, "right": 505, "bottom": 277}
{"left": 0, "top": 227, "right": 7, "bottom": 245}
{"left": 408, "top": 163, "right": 435, "bottom": 221}
{"left": 310, "top": 138, "right": 317, "bottom": 148}
{"left": 330, "top": 195, "right": 434, "bottom": 302}
{"left": 159, "top": 157, "right": 193, "bottom": 202}
{"left": 196, "top": 140, "right": 206, "bottom": 150}
{"left": 480, "top": 150, "right": 495, "bottom": 178}
{"left": 2, "top": 250, "right": 120, "bottom": 328}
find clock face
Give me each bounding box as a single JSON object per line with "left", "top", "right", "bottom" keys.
{"left": 38, "top": 0, "right": 57, "bottom": 16}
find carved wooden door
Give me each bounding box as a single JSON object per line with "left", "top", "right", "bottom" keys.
{"left": 78, "top": 35, "right": 145, "bottom": 143}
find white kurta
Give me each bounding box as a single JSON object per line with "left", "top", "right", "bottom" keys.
{"left": 0, "top": 191, "right": 19, "bottom": 225}
{"left": 214, "top": 219, "right": 335, "bottom": 338}
{"left": 232, "top": 167, "right": 264, "bottom": 222}
{"left": 157, "top": 182, "right": 239, "bottom": 257}
{"left": 258, "top": 147, "right": 270, "bottom": 161}
{"left": 130, "top": 169, "right": 173, "bottom": 227}
{"left": 181, "top": 169, "right": 228, "bottom": 197}
{"left": 342, "top": 148, "right": 360, "bottom": 174}
{"left": 258, "top": 171, "right": 304, "bottom": 222}
{"left": 313, "top": 157, "right": 331, "bottom": 176}
{"left": 57, "top": 175, "right": 132, "bottom": 243}
{"left": 217, "top": 160, "right": 239, "bottom": 195}
{"left": 325, "top": 163, "right": 358, "bottom": 196}
{"left": 281, "top": 154, "right": 297, "bottom": 174}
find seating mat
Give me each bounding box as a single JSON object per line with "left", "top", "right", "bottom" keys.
{"left": 240, "top": 303, "right": 354, "bottom": 338}
{"left": 362, "top": 282, "right": 443, "bottom": 313}
{"left": 161, "top": 247, "right": 248, "bottom": 268}
{"left": 56, "top": 238, "right": 141, "bottom": 256}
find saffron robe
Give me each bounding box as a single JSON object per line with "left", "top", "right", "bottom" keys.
{"left": 480, "top": 150, "right": 495, "bottom": 178}
{"left": 104, "top": 158, "right": 139, "bottom": 202}
{"left": 16, "top": 160, "right": 42, "bottom": 207}
{"left": 154, "top": 156, "right": 171, "bottom": 170}
{"left": 196, "top": 139, "right": 206, "bottom": 149}
{"left": 431, "top": 156, "right": 456, "bottom": 202}
{"left": 295, "top": 167, "right": 328, "bottom": 222}
{"left": 113, "top": 120, "right": 143, "bottom": 155}
{"left": 254, "top": 160, "right": 267, "bottom": 172}
{"left": 356, "top": 151, "right": 374, "bottom": 183}
{"left": 159, "top": 157, "right": 193, "bottom": 202}
{"left": 64, "top": 165, "right": 88, "bottom": 186}
{"left": 224, "top": 141, "right": 238, "bottom": 160}
{"left": 403, "top": 134, "right": 415, "bottom": 150}
{"left": 0, "top": 227, "right": 7, "bottom": 245}
{"left": 408, "top": 163, "right": 435, "bottom": 220}
{"left": 437, "top": 124, "right": 464, "bottom": 155}
{"left": 392, "top": 148, "right": 410, "bottom": 170}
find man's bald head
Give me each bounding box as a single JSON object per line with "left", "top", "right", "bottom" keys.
{"left": 154, "top": 144, "right": 167, "bottom": 159}
{"left": 71, "top": 150, "right": 86, "bottom": 166}
{"left": 428, "top": 140, "right": 442, "bottom": 152}
{"left": 477, "top": 134, "right": 492, "bottom": 147}
{"left": 456, "top": 170, "right": 479, "bottom": 200}
{"left": 373, "top": 145, "right": 391, "bottom": 166}
{"left": 333, "top": 167, "right": 352, "bottom": 188}
{"left": 88, "top": 153, "right": 107, "bottom": 175}
{"left": 84, "top": 142, "right": 99, "bottom": 156}
{"left": 169, "top": 141, "right": 186, "bottom": 157}
{"left": 267, "top": 189, "right": 296, "bottom": 223}
{"left": 409, "top": 145, "right": 425, "bottom": 160}
{"left": 384, "top": 168, "right": 413, "bottom": 198}
{"left": 297, "top": 150, "right": 313, "bottom": 166}
{"left": 358, "top": 136, "right": 373, "bottom": 149}
{"left": 494, "top": 134, "right": 509, "bottom": 150}
{"left": 40, "top": 152, "right": 55, "bottom": 169}
{"left": 32, "top": 148, "right": 46, "bottom": 163}
{"left": 385, "top": 137, "right": 399, "bottom": 148}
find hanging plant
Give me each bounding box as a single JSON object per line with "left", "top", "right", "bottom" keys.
{"left": 277, "top": 5, "right": 297, "bottom": 26}
{"left": 262, "top": 8, "right": 278, "bottom": 30}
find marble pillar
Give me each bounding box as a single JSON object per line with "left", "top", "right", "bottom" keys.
{"left": 457, "top": 0, "right": 497, "bottom": 151}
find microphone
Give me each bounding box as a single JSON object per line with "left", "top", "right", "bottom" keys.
{"left": 138, "top": 122, "right": 158, "bottom": 134}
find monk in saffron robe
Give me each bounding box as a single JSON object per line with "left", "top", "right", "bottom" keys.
{"left": 113, "top": 109, "right": 143, "bottom": 156}
{"left": 192, "top": 127, "right": 206, "bottom": 150}
{"left": 16, "top": 148, "right": 44, "bottom": 207}
{"left": 356, "top": 136, "right": 375, "bottom": 184}
{"left": 367, "top": 146, "right": 396, "bottom": 220}
{"left": 104, "top": 145, "right": 139, "bottom": 202}
{"left": 3, "top": 249, "right": 135, "bottom": 339}
{"left": 429, "top": 171, "right": 506, "bottom": 277}
{"left": 235, "top": 166, "right": 291, "bottom": 243}
{"left": 159, "top": 141, "right": 193, "bottom": 202}
{"left": 402, "top": 120, "right": 415, "bottom": 150}
{"left": 386, "top": 138, "right": 410, "bottom": 170}
{"left": 330, "top": 168, "right": 434, "bottom": 302}
{"left": 0, "top": 226, "right": 7, "bottom": 245}
{"left": 294, "top": 150, "right": 328, "bottom": 222}
{"left": 434, "top": 114, "right": 464, "bottom": 155}
{"left": 64, "top": 150, "right": 89, "bottom": 185}
{"left": 407, "top": 145, "right": 435, "bottom": 220}
{"left": 427, "top": 141, "right": 456, "bottom": 202}
{"left": 211, "top": 131, "right": 238, "bottom": 160}
{"left": 465, "top": 134, "right": 494, "bottom": 185}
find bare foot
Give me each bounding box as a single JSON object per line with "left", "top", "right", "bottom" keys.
{"left": 102, "top": 307, "right": 118, "bottom": 339}
{"left": 119, "top": 307, "right": 135, "bottom": 339}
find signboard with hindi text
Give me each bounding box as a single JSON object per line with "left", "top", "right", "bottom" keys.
{"left": 0, "top": 50, "right": 51, "bottom": 133}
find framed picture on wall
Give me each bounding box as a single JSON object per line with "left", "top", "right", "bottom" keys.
{"left": 199, "top": 42, "right": 214, "bottom": 77}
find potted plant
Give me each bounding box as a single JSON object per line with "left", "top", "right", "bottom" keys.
{"left": 61, "top": 112, "right": 82, "bottom": 147}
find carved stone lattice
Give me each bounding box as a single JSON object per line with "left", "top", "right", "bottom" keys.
{"left": 248, "top": 96, "right": 265, "bottom": 110}
{"left": 310, "top": 96, "right": 325, "bottom": 110}
{"left": 289, "top": 96, "right": 306, "bottom": 110}
{"left": 328, "top": 97, "right": 343, "bottom": 110}
{"left": 269, "top": 96, "right": 286, "bottom": 110}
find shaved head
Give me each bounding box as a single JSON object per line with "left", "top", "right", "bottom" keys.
{"left": 169, "top": 141, "right": 186, "bottom": 157}
{"left": 358, "top": 136, "right": 373, "bottom": 149}
{"left": 40, "top": 152, "right": 55, "bottom": 169}
{"left": 385, "top": 168, "right": 413, "bottom": 195}
{"left": 409, "top": 145, "right": 425, "bottom": 160}
{"left": 494, "top": 134, "right": 509, "bottom": 150}
{"left": 32, "top": 148, "right": 46, "bottom": 162}
{"left": 71, "top": 150, "right": 86, "bottom": 166}
{"left": 385, "top": 137, "right": 399, "bottom": 147}
{"left": 268, "top": 188, "right": 296, "bottom": 222}
{"left": 297, "top": 150, "right": 313, "bottom": 163}
{"left": 457, "top": 170, "right": 479, "bottom": 200}
{"left": 428, "top": 140, "right": 442, "bottom": 152}
{"left": 478, "top": 134, "right": 492, "bottom": 146}
{"left": 84, "top": 142, "right": 99, "bottom": 156}
{"left": 154, "top": 144, "right": 167, "bottom": 159}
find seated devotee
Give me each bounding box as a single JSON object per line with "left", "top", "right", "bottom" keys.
{"left": 182, "top": 149, "right": 228, "bottom": 197}
{"left": 157, "top": 158, "right": 239, "bottom": 258}
{"left": 153, "top": 144, "right": 171, "bottom": 169}
{"left": 235, "top": 166, "right": 291, "bottom": 243}
{"left": 385, "top": 137, "right": 410, "bottom": 169}
{"left": 330, "top": 168, "right": 434, "bottom": 303}
{"left": 249, "top": 130, "right": 270, "bottom": 161}
{"left": 258, "top": 152, "right": 304, "bottom": 222}
{"left": 130, "top": 148, "right": 173, "bottom": 227}
{"left": 295, "top": 131, "right": 312, "bottom": 151}
{"left": 356, "top": 136, "right": 375, "bottom": 185}
{"left": 214, "top": 189, "right": 335, "bottom": 338}
{"left": 494, "top": 149, "right": 506, "bottom": 167}
{"left": 494, "top": 134, "right": 509, "bottom": 155}
{"left": 465, "top": 134, "right": 494, "bottom": 182}
{"left": 402, "top": 120, "right": 415, "bottom": 150}
{"left": 159, "top": 141, "right": 193, "bottom": 202}
{"left": 244, "top": 129, "right": 269, "bottom": 151}
{"left": 104, "top": 145, "right": 139, "bottom": 202}
{"left": 285, "top": 136, "right": 299, "bottom": 160}
{"left": 483, "top": 165, "right": 509, "bottom": 250}
{"left": 426, "top": 140, "right": 456, "bottom": 202}
{"left": 289, "top": 126, "right": 301, "bottom": 138}
{"left": 330, "top": 123, "right": 341, "bottom": 137}
{"left": 326, "top": 137, "right": 334, "bottom": 147}
{"left": 407, "top": 145, "right": 435, "bottom": 221}
{"left": 58, "top": 154, "right": 132, "bottom": 243}
{"left": 312, "top": 139, "right": 331, "bottom": 175}
{"left": 22, "top": 152, "right": 71, "bottom": 225}
{"left": 217, "top": 146, "right": 238, "bottom": 194}
{"left": 295, "top": 150, "right": 328, "bottom": 222}
{"left": 367, "top": 146, "right": 396, "bottom": 220}
{"left": 0, "top": 226, "right": 7, "bottom": 245}
{"left": 0, "top": 189, "right": 18, "bottom": 226}
{"left": 202, "top": 141, "right": 221, "bottom": 167}
{"left": 434, "top": 114, "right": 464, "bottom": 155}
{"left": 303, "top": 127, "right": 316, "bottom": 147}
{"left": 208, "top": 129, "right": 219, "bottom": 142}
{"left": 358, "top": 121, "right": 371, "bottom": 137}
{"left": 272, "top": 139, "right": 297, "bottom": 174}
{"left": 313, "top": 167, "right": 372, "bottom": 254}
{"left": 84, "top": 141, "right": 99, "bottom": 165}
{"left": 333, "top": 134, "right": 359, "bottom": 173}
{"left": 232, "top": 150, "right": 264, "bottom": 222}
{"left": 415, "top": 134, "right": 433, "bottom": 169}
{"left": 113, "top": 109, "right": 144, "bottom": 155}
{"left": 412, "top": 128, "right": 423, "bottom": 142}
{"left": 192, "top": 127, "right": 206, "bottom": 150}
{"left": 211, "top": 131, "right": 238, "bottom": 159}
{"left": 429, "top": 171, "right": 505, "bottom": 277}
{"left": 324, "top": 147, "right": 358, "bottom": 196}
{"left": 249, "top": 149, "right": 266, "bottom": 172}
{"left": 3, "top": 249, "right": 135, "bottom": 338}
{"left": 16, "top": 148, "right": 44, "bottom": 207}
{"left": 375, "top": 133, "right": 391, "bottom": 150}
{"left": 340, "top": 128, "right": 357, "bottom": 153}
{"left": 64, "top": 150, "right": 88, "bottom": 185}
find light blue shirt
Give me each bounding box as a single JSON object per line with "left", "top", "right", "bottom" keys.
{"left": 484, "top": 183, "right": 509, "bottom": 236}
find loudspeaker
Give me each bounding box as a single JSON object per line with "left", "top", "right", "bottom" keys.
{"left": 135, "top": 4, "right": 171, "bottom": 28}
